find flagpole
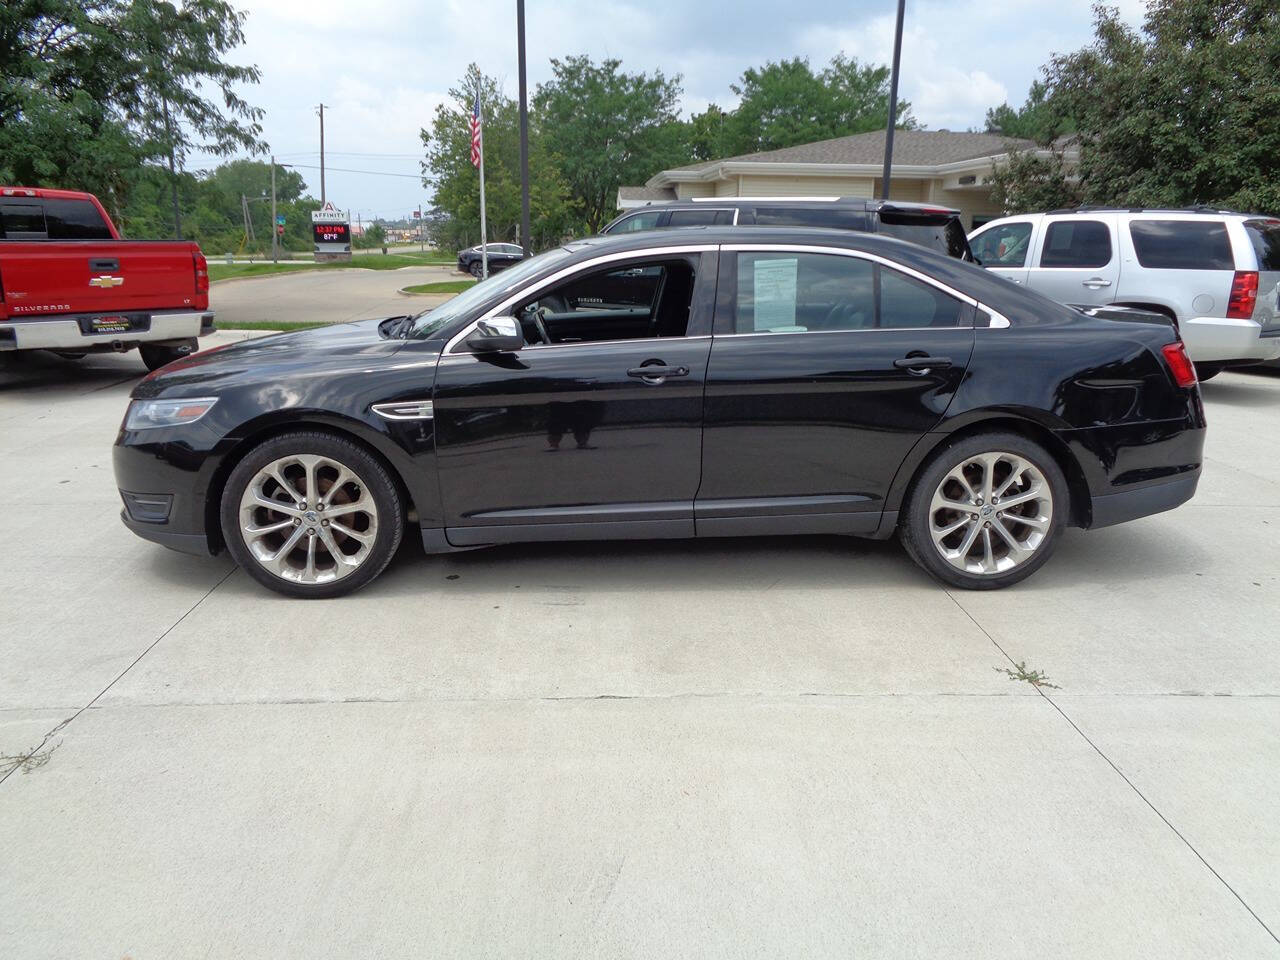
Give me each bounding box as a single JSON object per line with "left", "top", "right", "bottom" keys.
{"left": 477, "top": 91, "right": 488, "bottom": 280}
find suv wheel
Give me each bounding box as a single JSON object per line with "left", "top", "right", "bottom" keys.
{"left": 139, "top": 338, "right": 199, "bottom": 372}
{"left": 900, "top": 433, "right": 1068, "bottom": 590}
{"left": 220, "top": 431, "right": 404, "bottom": 598}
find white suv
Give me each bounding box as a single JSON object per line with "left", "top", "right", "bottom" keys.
{"left": 969, "top": 210, "right": 1280, "bottom": 377}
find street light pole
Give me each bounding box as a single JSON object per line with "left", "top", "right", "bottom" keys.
{"left": 317, "top": 103, "right": 327, "bottom": 205}
{"left": 270, "top": 155, "right": 278, "bottom": 264}
{"left": 880, "top": 0, "right": 906, "bottom": 200}
{"left": 517, "top": 0, "right": 532, "bottom": 256}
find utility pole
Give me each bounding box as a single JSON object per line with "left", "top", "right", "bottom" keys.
{"left": 317, "top": 103, "right": 327, "bottom": 204}
{"left": 270, "top": 155, "right": 278, "bottom": 264}
{"left": 516, "top": 0, "right": 532, "bottom": 256}
{"left": 880, "top": 0, "right": 906, "bottom": 199}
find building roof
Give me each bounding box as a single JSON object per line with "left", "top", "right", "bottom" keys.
{"left": 617, "top": 185, "right": 677, "bottom": 204}
{"left": 662, "top": 129, "right": 1035, "bottom": 175}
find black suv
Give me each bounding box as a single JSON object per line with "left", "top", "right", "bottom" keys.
{"left": 601, "top": 197, "right": 973, "bottom": 261}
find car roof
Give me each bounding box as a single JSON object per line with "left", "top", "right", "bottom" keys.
{"left": 617, "top": 197, "right": 961, "bottom": 215}
{"left": 1, "top": 186, "right": 99, "bottom": 202}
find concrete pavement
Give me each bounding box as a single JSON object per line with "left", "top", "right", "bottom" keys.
{"left": 2, "top": 343, "right": 1278, "bottom": 957}
{"left": 210, "top": 264, "right": 460, "bottom": 326}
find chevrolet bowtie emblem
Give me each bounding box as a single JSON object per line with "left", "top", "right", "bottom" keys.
{"left": 89, "top": 275, "right": 124, "bottom": 288}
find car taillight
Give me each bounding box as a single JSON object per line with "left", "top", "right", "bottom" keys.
{"left": 1161, "top": 341, "right": 1197, "bottom": 388}
{"left": 1226, "top": 270, "right": 1258, "bottom": 319}
{"left": 193, "top": 251, "right": 209, "bottom": 294}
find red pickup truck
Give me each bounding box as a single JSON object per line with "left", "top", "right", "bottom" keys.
{"left": 0, "top": 186, "right": 213, "bottom": 370}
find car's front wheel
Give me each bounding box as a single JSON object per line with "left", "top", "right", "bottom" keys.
{"left": 900, "top": 433, "right": 1068, "bottom": 590}
{"left": 468, "top": 260, "right": 483, "bottom": 278}
{"left": 220, "top": 431, "right": 404, "bottom": 598}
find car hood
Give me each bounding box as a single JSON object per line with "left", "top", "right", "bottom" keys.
{"left": 132, "top": 316, "right": 437, "bottom": 399}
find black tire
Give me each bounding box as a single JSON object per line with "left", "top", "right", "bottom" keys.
{"left": 220, "top": 431, "right": 404, "bottom": 598}
{"left": 1194, "top": 362, "right": 1223, "bottom": 382}
{"left": 468, "top": 260, "right": 483, "bottom": 278}
{"left": 899, "top": 432, "right": 1069, "bottom": 590}
{"left": 140, "top": 338, "right": 199, "bottom": 372}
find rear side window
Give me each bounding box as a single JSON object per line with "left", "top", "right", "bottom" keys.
{"left": 970, "top": 222, "right": 1033, "bottom": 267}
{"left": 877, "top": 215, "right": 971, "bottom": 260}
{"left": 1245, "top": 220, "right": 1280, "bottom": 271}
{"left": 667, "top": 208, "right": 734, "bottom": 226}
{"left": 43, "top": 198, "right": 113, "bottom": 239}
{"left": 1040, "top": 220, "right": 1112, "bottom": 268}
{"left": 733, "top": 251, "right": 966, "bottom": 333}
{"left": 752, "top": 207, "right": 868, "bottom": 231}
{"left": 0, "top": 201, "right": 46, "bottom": 238}
{"left": 1129, "top": 220, "right": 1233, "bottom": 270}
{"left": 608, "top": 210, "right": 662, "bottom": 233}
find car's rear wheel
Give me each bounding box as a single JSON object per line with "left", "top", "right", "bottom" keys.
{"left": 140, "top": 339, "right": 199, "bottom": 372}
{"left": 220, "top": 431, "right": 404, "bottom": 598}
{"left": 900, "top": 433, "right": 1068, "bottom": 590}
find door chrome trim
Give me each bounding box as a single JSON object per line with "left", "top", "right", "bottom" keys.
{"left": 443, "top": 245, "right": 716, "bottom": 354}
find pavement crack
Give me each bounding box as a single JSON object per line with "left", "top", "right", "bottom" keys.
{"left": 0, "top": 566, "right": 236, "bottom": 789}
{"left": 944, "top": 589, "right": 1280, "bottom": 947}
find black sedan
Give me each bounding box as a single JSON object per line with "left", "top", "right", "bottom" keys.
{"left": 114, "top": 227, "right": 1206, "bottom": 598}
{"left": 456, "top": 242, "right": 525, "bottom": 278}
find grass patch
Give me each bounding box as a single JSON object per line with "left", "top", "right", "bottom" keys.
{"left": 401, "top": 279, "right": 476, "bottom": 295}
{"left": 217, "top": 320, "right": 331, "bottom": 332}
{"left": 209, "top": 251, "right": 456, "bottom": 283}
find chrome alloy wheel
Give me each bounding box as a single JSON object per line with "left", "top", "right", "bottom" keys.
{"left": 928, "top": 451, "right": 1053, "bottom": 577}
{"left": 238, "top": 454, "right": 379, "bottom": 585}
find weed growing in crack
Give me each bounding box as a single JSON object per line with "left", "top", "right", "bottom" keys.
{"left": 996, "top": 661, "right": 1061, "bottom": 690}
{"left": 0, "top": 740, "right": 61, "bottom": 776}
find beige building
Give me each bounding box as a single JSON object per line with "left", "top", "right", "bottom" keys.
{"left": 618, "top": 129, "right": 1055, "bottom": 230}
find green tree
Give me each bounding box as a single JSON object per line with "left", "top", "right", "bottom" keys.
{"left": 718, "top": 55, "right": 916, "bottom": 157}
{"left": 988, "top": 145, "right": 1082, "bottom": 215}
{"left": 534, "top": 55, "right": 690, "bottom": 233}
{"left": 421, "top": 65, "right": 574, "bottom": 251}
{"left": 984, "top": 81, "right": 1068, "bottom": 144}
{"left": 0, "top": 0, "right": 264, "bottom": 228}
{"left": 1046, "top": 0, "right": 1280, "bottom": 212}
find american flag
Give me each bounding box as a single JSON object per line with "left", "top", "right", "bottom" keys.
{"left": 469, "top": 92, "right": 482, "bottom": 169}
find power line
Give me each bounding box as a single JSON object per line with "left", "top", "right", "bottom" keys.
{"left": 281, "top": 162, "right": 428, "bottom": 180}
{"left": 274, "top": 151, "right": 424, "bottom": 159}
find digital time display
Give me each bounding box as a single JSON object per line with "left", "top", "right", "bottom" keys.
{"left": 313, "top": 222, "right": 349, "bottom": 244}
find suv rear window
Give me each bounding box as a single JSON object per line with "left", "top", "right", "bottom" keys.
{"left": 752, "top": 207, "right": 868, "bottom": 231}
{"left": 1245, "top": 219, "right": 1280, "bottom": 271}
{"left": 1040, "top": 220, "right": 1112, "bottom": 268}
{"left": 1129, "top": 220, "right": 1234, "bottom": 270}
{"left": 877, "top": 214, "right": 970, "bottom": 260}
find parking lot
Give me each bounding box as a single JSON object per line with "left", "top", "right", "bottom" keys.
{"left": 2, "top": 341, "right": 1279, "bottom": 957}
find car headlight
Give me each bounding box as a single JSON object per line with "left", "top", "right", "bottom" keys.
{"left": 124, "top": 397, "right": 219, "bottom": 430}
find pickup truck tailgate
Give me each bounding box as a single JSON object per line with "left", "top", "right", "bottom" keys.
{"left": 1, "top": 242, "right": 200, "bottom": 316}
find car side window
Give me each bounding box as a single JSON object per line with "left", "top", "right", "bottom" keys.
{"left": 1128, "top": 221, "right": 1234, "bottom": 270}
{"left": 517, "top": 258, "right": 698, "bottom": 344}
{"left": 734, "top": 252, "right": 966, "bottom": 333}
{"left": 610, "top": 211, "right": 663, "bottom": 233}
{"left": 971, "top": 222, "right": 1033, "bottom": 267}
{"left": 667, "top": 209, "right": 734, "bottom": 226}
{"left": 1040, "top": 220, "right": 1112, "bottom": 268}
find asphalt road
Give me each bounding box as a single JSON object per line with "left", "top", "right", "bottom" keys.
{"left": 2, "top": 342, "right": 1279, "bottom": 958}
{"left": 210, "top": 263, "right": 460, "bottom": 326}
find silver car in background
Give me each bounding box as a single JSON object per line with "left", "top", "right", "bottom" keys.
{"left": 969, "top": 209, "right": 1280, "bottom": 378}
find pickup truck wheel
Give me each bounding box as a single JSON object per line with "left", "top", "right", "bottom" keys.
{"left": 139, "top": 339, "right": 199, "bottom": 372}
{"left": 220, "top": 431, "right": 404, "bottom": 598}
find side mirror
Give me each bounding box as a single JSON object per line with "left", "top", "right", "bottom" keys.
{"left": 466, "top": 315, "right": 524, "bottom": 353}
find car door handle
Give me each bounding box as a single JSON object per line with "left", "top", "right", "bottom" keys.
{"left": 627, "top": 364, "right": 689, "bottom": 381}
{"left": 893, "top": 356, "right": 953, "bottom": 371}
{"left": 1082, "top": 278, "right": 1112, "bottom": 288}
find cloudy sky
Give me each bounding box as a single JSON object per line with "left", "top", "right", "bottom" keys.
{"left": 200, "top": 0, "right": 1150, "bottom": 221}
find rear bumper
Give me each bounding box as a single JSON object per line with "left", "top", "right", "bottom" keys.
{"left": 1089, "top": 468, "right": 1200, "bottom": 529}
{"left": 0, "top": 310, "right": 214, "bottom": 352}
{"left": 1179, "top": 315, "right": 1280, "bottom": 363}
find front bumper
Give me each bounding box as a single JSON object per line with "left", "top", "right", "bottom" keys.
{"left": 120, "top": 509, "right": 214, "bottom": 556}
{"left": 1179, "top": 315, "right": 1280, "bottom": 363}
{"left": 0, "top": 310, "right": 214, "bottom": 352}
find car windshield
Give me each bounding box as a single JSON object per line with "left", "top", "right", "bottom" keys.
{"left": 411, "top": 247, "right": 572, "bottom": 338}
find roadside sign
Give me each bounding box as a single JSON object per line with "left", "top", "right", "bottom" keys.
{"left": 276, "top": 214, "right": 286, "bottom": 226}
{"left": 311, "top": 200, "right": 351, "bottom": 259}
